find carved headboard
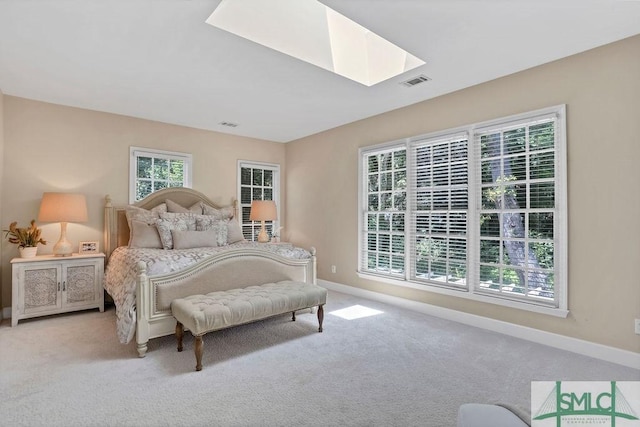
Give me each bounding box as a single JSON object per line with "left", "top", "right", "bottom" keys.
{"left": 104, "top": 187, "right": 238, "bottom": 260}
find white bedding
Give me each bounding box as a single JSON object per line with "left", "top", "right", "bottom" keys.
{"left": 104, "top": 242, "right": 311, "bottom": 344}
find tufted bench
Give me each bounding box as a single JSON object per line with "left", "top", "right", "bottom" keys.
{"left": 171, "top": 280, "right": 327, "bottom": 371}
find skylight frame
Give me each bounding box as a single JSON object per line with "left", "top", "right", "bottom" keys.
{"left": 205, "top": 0, "right": 425, "bottom": 86}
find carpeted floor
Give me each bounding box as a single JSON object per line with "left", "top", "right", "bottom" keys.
{"left": 0, "top": 290, "right": 638, "bottom": 427}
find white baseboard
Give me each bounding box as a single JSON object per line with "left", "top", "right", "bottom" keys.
{"left": 319, "top": 279, "right": 640, "bottom": 370}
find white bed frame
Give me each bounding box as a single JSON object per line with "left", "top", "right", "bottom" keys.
{"left": 104, "top": 188, "right": 317, "bottom": 357}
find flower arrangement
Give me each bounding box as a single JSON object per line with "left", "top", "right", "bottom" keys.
{"left": 3, "top": 220, "right": 47, "bottom": 248}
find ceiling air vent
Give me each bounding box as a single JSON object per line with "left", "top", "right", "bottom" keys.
{"left": 219, "top": 121, "right": 239, "bottom": 128}
{"left": 401, "top": 75, "right": 431, "bottom": 87}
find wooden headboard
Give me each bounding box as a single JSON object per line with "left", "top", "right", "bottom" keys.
{"left": 104, "top": 187, "right": 238, "bottom": 260}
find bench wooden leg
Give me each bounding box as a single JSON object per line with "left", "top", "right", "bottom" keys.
{"left": 176, "top": 321, "right": 184, "bottom": 352}
{"left": 194, "top": 335, "right": 204, "bottom": 371}
{"left": 317, "top": 304, "right": 324, "bottom": 333}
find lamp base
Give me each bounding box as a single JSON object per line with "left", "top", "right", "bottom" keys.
{"left": 53, "top": 222, "right": 73, "bottom": 256}
{"left": 257, "top": 222, "right": 270, "bottom": 243}
{"left": 53, "top": 240, "right": 73, "bottom": 257}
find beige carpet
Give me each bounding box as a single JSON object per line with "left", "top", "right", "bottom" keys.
{"left": 1, "top": 290, "right": 638, "bottom": 427}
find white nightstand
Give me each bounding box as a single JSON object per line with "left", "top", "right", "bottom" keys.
{"left": 11, "top": 253, "right": 105, "bottom": 326}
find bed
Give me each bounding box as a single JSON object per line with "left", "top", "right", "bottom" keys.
{"left": 103, "top": 187, "right": 317, "bottom": 357}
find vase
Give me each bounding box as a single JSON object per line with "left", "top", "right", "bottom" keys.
{"left": 19, "top": 246, "right": 38, "bottom": 258}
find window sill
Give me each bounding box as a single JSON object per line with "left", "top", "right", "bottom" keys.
{"left": 357, "top": 272, "right": 569, "bottom": 318}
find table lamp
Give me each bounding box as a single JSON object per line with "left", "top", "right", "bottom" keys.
{"left": 38, "top": 192, "right": 88, "bottom": 256}
{"left": 249, "top": 200, "right": 277, "bottom": 243}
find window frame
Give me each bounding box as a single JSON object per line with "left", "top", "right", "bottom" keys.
{"left": 237, "top": 160, "right": 281, "bottom": 242}
{"left": 360, "top": 144, "right": 408, "bottom": 278}
{"left": 129, "top": 147, "right": 193, "bottom": 204}
{"left": 358, "top": 105, "right": 568, "bottom": 317}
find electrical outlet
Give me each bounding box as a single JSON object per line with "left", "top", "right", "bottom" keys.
{"left": 635, "top": 319, "right": 640, "bottom": 335}
{"left": 331, "top": 265, "right": 336, "bottom": 274}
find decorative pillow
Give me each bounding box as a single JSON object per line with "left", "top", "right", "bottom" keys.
{"left": 226, "top": 218, "right": 245, "bottom": 244}
{"left": 201, "top": 203, "right": 234, "bottom": 220}
{"left": 159, "top": 212, "right": 198, "bottom": 224}
{"left": 128, "top": 220, "right": 163, "bottom": 249}
{"left": 124, "top": 203, "right": 167, "bottom": 227}
{"left": 166, "top": 199, "right": 203, "bottom": 214}
{"left": 195, "top": 215, "right": 215, "bottom": 231}
{"left": 171, "top": 230, "right": 219, "bottom": 249}
{"left": 195, "top": 216, "right": 229, "bottom": 246}
{"left": 156, "top": 214, "right": 197, "bottom": 249}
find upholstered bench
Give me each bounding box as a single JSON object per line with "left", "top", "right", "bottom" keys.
{"left": 171, "top": 280, "right": 327, "bottom": 371}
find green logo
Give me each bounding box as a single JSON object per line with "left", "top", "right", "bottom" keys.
{"left": 532, "top": 381, "right": 639, "bottom": 427}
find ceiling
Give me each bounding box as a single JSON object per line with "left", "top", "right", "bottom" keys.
{"left": 1, "top": 1, "right": 639, "bottom": 143}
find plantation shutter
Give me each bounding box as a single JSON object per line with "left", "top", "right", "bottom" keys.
{"left": 409, "top": 131, "right": 469, "bottom": 288}
{"left": 357, "top": 106, "right": 566, "bottom": 314}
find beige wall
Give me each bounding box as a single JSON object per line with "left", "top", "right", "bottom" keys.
{"left": 0, "top": 89, "right": 4, "bottom": 313}
{"left": 286, "top": 35, "right": 640, "bottom": 353}
{"left": 0, "top": 97, "right": 285, "bottom": 309}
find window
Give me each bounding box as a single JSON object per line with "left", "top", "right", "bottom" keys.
{"left": 130, "top": 147, "right": 192, "bottom": 203}
{"left": 410, "top": 132, "right": 469, "bottom": 288}
{"left": 237, "top": 161, "right": 280, "bottom": 241}
{"left": 362, "top": 147, "right": 407, "bottom": 276}
{"left": 358, "top": 105, "right": 567, "bottom": 314}
{"left": 475, "top": 116, "right": 560, "bottom": 303}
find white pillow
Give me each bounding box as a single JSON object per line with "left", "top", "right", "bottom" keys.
{"left": 166, "top": 199, "right": 203, "bottom": 214}
{"left": 171, "top": 230, "right": 218, "bottom": 249}
{"left": 226, "top": 219, "right": 245, "bottom": 244}
{"left": 128, "top": 220, "right": 163, "bottom": 249}
{"left": 124, "top": 203, "right": 167, "bottom": 227}
{"left": 201, "top": 203, "right": 234, "bottom": 220}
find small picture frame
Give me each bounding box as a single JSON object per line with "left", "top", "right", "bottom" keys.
{"left": 79, "top": 241, "right": 99, "bottom": 254}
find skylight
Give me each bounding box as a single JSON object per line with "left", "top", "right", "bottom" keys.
{"left": 205, "top": 0, "right": 425, "bottom": 86}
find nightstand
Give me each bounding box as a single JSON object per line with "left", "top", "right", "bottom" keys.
{"left": 11, "top": 253, "right": 105, "bottom": 326}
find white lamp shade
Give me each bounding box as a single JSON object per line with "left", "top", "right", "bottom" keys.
{"left": 38, "top": 193, "right": 88, "bottom": 223}
{"left": 249, "top": 200, "right": 277, "bottom": 221}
